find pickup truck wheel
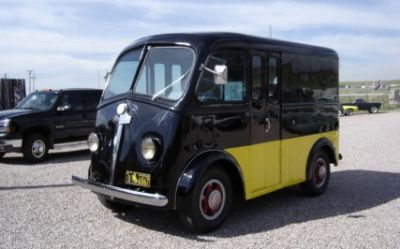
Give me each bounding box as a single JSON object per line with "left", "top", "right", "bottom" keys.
{"left": 300, "top": 151, "right": 330, "bottom": 196}
{"left": 345, "top": 109, "right": 353, "bottom": 116}
{"left": 0, "top": 152, "right": 5, "bottom": 158}
{"left": 178, "top": 167, "right": 233, "bottom": 233}
{"left": 369, "top": 106, "right": 379, "bottom": 113}
{"left": 97, "top": 195, "right": 132, "bottom": 212}
{"left": 23, "top": 133, "right": 49, "bottom": 163}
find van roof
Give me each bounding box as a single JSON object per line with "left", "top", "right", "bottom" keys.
{"left": 122, "top": 32, "right": 338, "bottom": 58}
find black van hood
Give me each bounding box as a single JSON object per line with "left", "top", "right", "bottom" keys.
{"left": 91, "top": 99, "right": 182, "bottom": 187}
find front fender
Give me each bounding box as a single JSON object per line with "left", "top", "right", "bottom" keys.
{"left": 174, "top": 150, "right": 243, "bottom": 209}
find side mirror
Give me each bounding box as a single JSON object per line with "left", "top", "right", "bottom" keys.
{"left": 213, "top": 65, "right": 228, "bottom": 85}
{"left": 57, "top": 105, "right": 72, "bottom": 112}
{"left": 201, "top": 64, "right": 228, "bottom": 85}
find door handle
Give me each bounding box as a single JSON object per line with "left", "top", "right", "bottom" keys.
{"left": 265, "top": 117, "right": 271, "bottom": 133}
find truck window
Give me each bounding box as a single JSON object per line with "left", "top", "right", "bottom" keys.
{"left": 197, "top": 52, "right": 247, "bottom": 103}
{"left": 59, "top": 92, "right": 83, "bottom": 111}
{"left": 84, "top": 91, "right": 102, "bottom": 111}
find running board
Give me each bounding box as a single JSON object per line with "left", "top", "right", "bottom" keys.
{"left": 52, "top": 141, "right": 88, "bottom": 151}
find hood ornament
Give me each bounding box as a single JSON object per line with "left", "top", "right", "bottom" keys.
{"left": 110, "top": 103, "right": 132, "bottom": 189}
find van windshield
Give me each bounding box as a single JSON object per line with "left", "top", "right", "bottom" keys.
{"left": 134, "top": 47, "right": 195, "bottom": 101}
{"left": 103, "top": 49, "right": 142, "bottom": 99}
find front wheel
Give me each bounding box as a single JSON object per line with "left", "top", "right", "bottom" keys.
{"left": 300, "top": 151, "right": 331, "bottom": 196}
{"left": 178, "top": 167, "right": 233, "bottom": 233}
{"left": 22, "top": 133, "right": 49, "bottom": 163}
{"left": 369, "top": 106, "right": 379, "bottom": 113}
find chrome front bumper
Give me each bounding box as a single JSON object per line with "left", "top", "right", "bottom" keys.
{"left": 71, "top": 175, "right": 168, "bottom": 207}
{"left": 0, "top": 138, "right": 22, "bottom": 152}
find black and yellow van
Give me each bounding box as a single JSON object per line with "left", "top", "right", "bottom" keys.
{"left": 72, "top": 32, "right": 340, "bottom": 232}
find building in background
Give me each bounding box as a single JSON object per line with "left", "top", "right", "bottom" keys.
{"left": 0, "top": 78, "right": 26, "bottom": 110}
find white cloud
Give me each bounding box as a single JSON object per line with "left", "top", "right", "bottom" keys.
{"left": 1, "top": 0, "right": 399, "bottom": 88}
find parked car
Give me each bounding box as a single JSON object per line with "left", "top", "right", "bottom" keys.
{"left": 0, "top": 88, "right": 102, "bottom": 162}
{"left": 339, "top": 105, "right": 359, "bottom": 116}
{"left": 341, "top": 98, "right": 381, "bottom": 114}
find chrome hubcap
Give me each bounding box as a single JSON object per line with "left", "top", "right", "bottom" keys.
{"left": 199, "top": 179, "right": 225, "bottom": 220}
{"left": 32, "top": 140, "right": 46, "bottom": 158}
{"left": 314, "top": 158, "right": 327, "bottom": 187}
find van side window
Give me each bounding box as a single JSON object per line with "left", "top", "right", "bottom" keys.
{"left": 197, "top": 52, "right": 247, "bottom": 103}
{"left": 268, "top": 56, "right": 279, "bottom": 103}
{"left": 252, "top": 56, "right": 263, "bottom": 101}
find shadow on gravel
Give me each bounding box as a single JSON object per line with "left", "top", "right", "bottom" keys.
{"left": 0, "top": 149, "right": 90, "bottom": 165}
{"left": 114, "top": 169, "right": 400, "bottom": 239}
{"left": 0, "top": 183, "right": 75, "bottom": 191}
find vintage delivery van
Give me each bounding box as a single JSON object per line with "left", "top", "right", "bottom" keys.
{"left": 72, "top": 32, "right": 340, "bottom": 232}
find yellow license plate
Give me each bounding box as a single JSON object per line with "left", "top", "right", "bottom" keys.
{"left": 125, "top": 171, "right": 151, "bottom": 188}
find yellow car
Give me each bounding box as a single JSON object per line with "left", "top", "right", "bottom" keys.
{"left": 340, "top": 105, "right": 359, "bottom": 116}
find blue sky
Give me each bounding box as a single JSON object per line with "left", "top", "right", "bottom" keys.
{"left": 1, "top": 0, "right": 399, "bottom": 90}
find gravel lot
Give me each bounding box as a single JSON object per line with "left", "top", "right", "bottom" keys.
{"left": 1, "top": 111, "right": 400, "bottom": 249}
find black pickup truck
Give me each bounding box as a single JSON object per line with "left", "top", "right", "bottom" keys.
{"left": 341, "top": 98, "right": 382, "bottom": 114}
{"left": 0, "top": 88, "right": 102, "bottom": 163}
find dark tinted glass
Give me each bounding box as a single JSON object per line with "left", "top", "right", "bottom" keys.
{"left": 252, "top": 56, "right": 262, "bottom": 101}
{"left": 197, "top": 52, "right": 247, "bottom": 102}
{"left": 59, "top": 92, "right": 83, "bottom": 111}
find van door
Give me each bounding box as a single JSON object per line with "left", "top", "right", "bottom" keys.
{"left": 250, "top": 52, "right": 281, "bottom": 192}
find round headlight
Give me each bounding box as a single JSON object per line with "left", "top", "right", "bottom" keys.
{"left": 88, "top": 133, "right": 99, "bottom": 152}
{"left": 141, "top": 137, "right": 156, "bottom": 160}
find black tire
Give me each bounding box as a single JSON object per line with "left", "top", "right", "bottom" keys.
{"left": 22, "top": 133, "right": 49, "bottom": 163}
{"left": 0, "top": 152, "right": 5, "bottom": 158}
{"left": 345, "top": 109, "right": 353, "bottom": 116}
{"left": 369, "top": 106, "right": 379, "bottom": 114}
{"left": 300, "top": 151, "right": 331, "bottom": 196}
{"left": 97, "top": 195, "right": 133, "bottom": 212}
{"left": 178, "top": 167, "right": 233, "bottom": 233}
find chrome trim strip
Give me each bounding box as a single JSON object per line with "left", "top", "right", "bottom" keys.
{"left": 71, "top": 175, "right": 168, "bottom": 207}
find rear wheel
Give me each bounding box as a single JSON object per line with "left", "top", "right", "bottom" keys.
{"left": 178, "top": 167, "right": 233, "bottom": 233}
{"left": 22, "top": 133, "right": 49, "bottom": 163}
{"left": 369, "top": 106, "right": 379, "bottom": 113}
{"left": 0, "top": 152, "right": 5, "bottom": 158}
{"left": 345, "top": 109, "right": 353, "bottom": 116}
{"left": 300, "top": 151, "right": 331, "bottom": 196}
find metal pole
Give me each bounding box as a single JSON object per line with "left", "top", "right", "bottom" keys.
{"left": 26, "top": 69, "right": 33, "bottom": 94}
{"left": 32, "top": 73, "right": 36, "bottom": 91}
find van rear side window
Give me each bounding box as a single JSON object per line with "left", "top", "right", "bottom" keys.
{"left": 196, "top": 52, "right": 247, "bottom": 103}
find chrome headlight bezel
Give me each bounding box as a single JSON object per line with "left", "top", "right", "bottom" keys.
{"left": 141, "top": 136, "right": 161, "bottom": 161}
{"left": 87, "top": 132, "right": 100, "bottom": 152}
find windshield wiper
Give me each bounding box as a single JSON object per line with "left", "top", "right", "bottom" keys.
{"left": 151, "top": 67, "right": 192, "bottom": 100}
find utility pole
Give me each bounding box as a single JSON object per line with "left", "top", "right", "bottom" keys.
{"left": 26, "top": 69, "right": 34, "bottom": 94}
{"left": 2, "top": 73, "right": 7, "bottom": 79}
{"left": 32, "top": 72, "right": 36, "bottom": 92}
{"left": 269, "top": 24, "right": 272, "bottom": 38}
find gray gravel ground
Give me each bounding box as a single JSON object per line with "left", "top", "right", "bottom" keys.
{"left": 1, "top": 111, "right": 400, "bottom": 249}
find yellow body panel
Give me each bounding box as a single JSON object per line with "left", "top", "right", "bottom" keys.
{"left": 225, "top": 131, "right": 338, "bottom": 200}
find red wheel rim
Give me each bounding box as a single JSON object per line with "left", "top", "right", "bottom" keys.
{"left": 199, "top": 179, "right": 226, "bottom": 220}
{"left": 313, "top": 158, "right": 327, "bottom": 187}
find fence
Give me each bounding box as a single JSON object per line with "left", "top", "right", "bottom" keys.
{"left": 0, "top": 78, "right": 26, "bottom": 110}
